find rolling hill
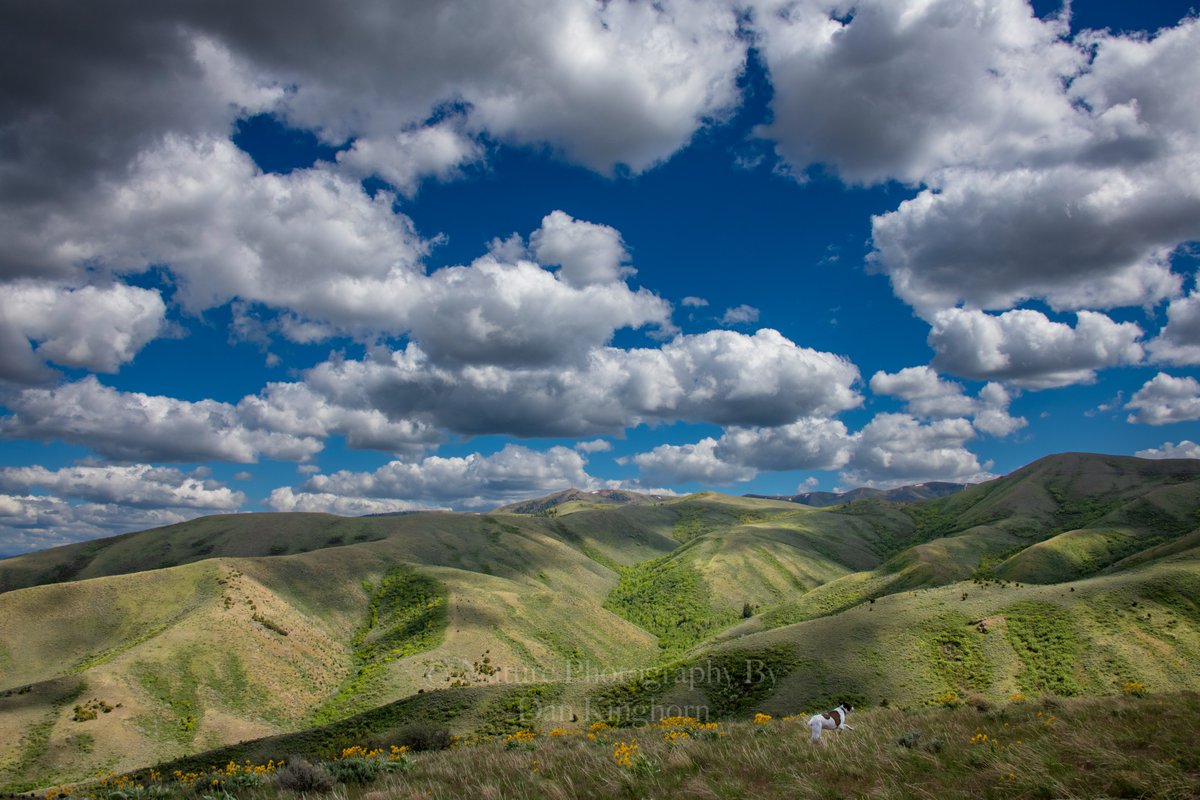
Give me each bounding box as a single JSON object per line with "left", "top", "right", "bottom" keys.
{"left": 2, "top": 452, "right": 1200, "bottom": 791}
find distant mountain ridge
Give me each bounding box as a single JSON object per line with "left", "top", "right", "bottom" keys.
{"left": 494, "top": 487, "right": 673, "bottom": 514}
{"left": 747, "top": 480, "right": 970, "bottom": 507}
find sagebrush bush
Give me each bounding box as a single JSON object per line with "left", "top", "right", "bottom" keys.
{"left": 270, "top": 758, "right": 334, "bottom": 793}
{"left": 325, "top": 756, "right": 384, "bottom": 785}
{"left": 390, "top": 723, "right": 453, "bottom": 752}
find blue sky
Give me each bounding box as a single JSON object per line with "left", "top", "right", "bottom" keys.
{"left": 1, "top": 0, "right": 1199, "bottom": 555}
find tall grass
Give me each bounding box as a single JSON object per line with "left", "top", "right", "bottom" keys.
{"left": 63, "top": 692, "right": 1200, "bottom": 800}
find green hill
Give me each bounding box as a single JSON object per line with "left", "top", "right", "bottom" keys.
{"left": 3, "top": 453, "right": 1200, "bottom": 791}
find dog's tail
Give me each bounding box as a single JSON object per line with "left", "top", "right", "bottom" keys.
{"left": 809, "top": 717, "right": 823, "bottom": 743}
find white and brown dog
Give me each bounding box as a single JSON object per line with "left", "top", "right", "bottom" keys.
{"left": 808, "top": 703, "right": 853, "bottom": 742}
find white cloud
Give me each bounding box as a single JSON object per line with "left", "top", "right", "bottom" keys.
{"left": 841, "top": 413, "right": 990, "bottom": 488}
{"left": 1126, "top": 373, "right": 1200, "bottom": 425}
{"left": 574, "top": 439, "right": 613, "bottom": 453}
{"left": 633, "top": 438, "right": 757, "bottom": 485}
{"left": 628, "top": 410, "right": 992, "bottom": 489}
{"left": 0, "top": 2, "right": 745, "bottom": 252}
{"left": 237, "top": 381, "right": 441, "bottom": 456}
{"left": 712, "top": 418, "right": 852, "bottom": 472}
{"left": 869, "top": 366, "right": 1026, "bottom": 436}
{"left": 1136, "top": 440, "right": 1200, "bottom": 460}
{"left": 754, "top": 0, "right": 1082, "bottom": 185}
{"left": 530, "top": 210, "right": 633, "bottom": 289}
{"left": 753, "top": 1, "right": 1200, "bottom": 346}
{"left": 928, "top": 308, "right": 1143, "bottom": 389}
{"left": 29, "top": 143, "right": 669, "bottom": 367}
{"left": 266, "top": 488, "right": 436, "bottom": 517}
{"left": 681, "top": 296, "right": 709, "bottom": 308}
{"left": 718, "top": 304, "right": 760, "bottom": 326}
{"left": 279, "top": 444, "right": 601, "bottom": 510}
{"left": 0, "top": 377, "right": 321, "bottom": 463}
{"left": 403, "top": 245, "right": 670, "bottom": 368}
{"left": 0, "top": 282, "right": 165, "bottom": 383}
{"left": 1149, "top": 287, "right": 1200, "bottom": 365}
{"left": 54, "top": 136, "right": 431, "bottom": 324}
{"left": 864, "top": 15, "right": 1200, "bottom": 318}
{"left": 2, "top": 316, "right": 861, "bottom": 468}
{"left": 870, "top": 366, "right": 976, "bottom": 419}
{"left": 871, "top": 165, "right": 1188, "bottom": 317}
{"left": 300, "top": 328, "right": 861, "bottom": 439}
{"left": 335, "top": 120, "right": 483, "bottom": 197}
{"left": 972, "top": 382, "right": 1027, "bottom": 438}
{"left": 0, "top": 464, "right": 243, "bottom": 510}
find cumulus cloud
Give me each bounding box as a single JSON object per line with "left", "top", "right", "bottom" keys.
{"left": 300, "top": 328, "right": 861, "bottom": 439}
{"left": 530, "top": 210, "right": 633, "bottom": 288}
{"left": 266, "top": 488, "right": 437, "bottom": 516}
{"left": 972, "top": 382, "right": 1027, "bottom": 438}
{"left": 0, "top": 282, "right": 165, "bottom": 383}
{"left": 237, "top": 381, "right": 441, "bottom": 456}
{"left": 1149, "top": 287, "right": 1200, "bottom": 365}
{"left": 712, "top": 418, "right": 852, "bottom": 472}
{"left": 24, "top": 142, "right": 669, "bottom": 366}
{"left": 275, "top": 444, "right": 602, "bottom": 510}
{"left": 0, "top": 377, "right": 321, "bottom": 463}
{"left": 404, "top": 241, "right": 670, "bottom": 368}
{"left": 629, "top": 411, "right": 989, "bottom": 488}
{"left": 0, "top": 336, "right": 871, "bottom": 465}
{"left": 40, "top": 136, "right": 430, "bottom": 323}
{"left": 681, "top": 296, "right": 709, "bottom": 308}
{"left": 0, "top": 0, "right": 745, "bottom": 249}
{"left": 633, "top": 438, "right": 757, "bottom": 485}
{"left": 1126, "top": 373, "right": 1200, "bottom": 425}
{"left": 840, "top": 413, "right": 991, "bottom": 487}
{"left": 867, "top": 14, "right": 1200, "bottom": 318}
{"left": 1136, "top": 440, "right": 1200, "bottom": 460}
{"left": 574, "top": 439, "right": 613, "bottom": 453}
{"left": 0, "top": 1, "right": 746, "bottom": 399}
{"left": 869, "top": 366, "right": 1026, "bottom": 436}
{"left": 0, "top": 464, "right": 243, "bottom": 510}
{"left": 754, "top": 0, "right": 1082, "bottom": 185}
{"left": 871, "top": 164, "right": 1189, "bottom": 316}
{"left": 927, "top": 309, "right": 1143, "bottom": 389}
{"left": 754, "top": 2, "right": 1200, "bottom": 331}
{"left": 0, "top": 18, "right": 279, "bottom": 282}
{"left": 335, "top": 120, "right": 483, "bottom": 197}
{"left": 870, "top": 366, "right": 976, "bottom": 419}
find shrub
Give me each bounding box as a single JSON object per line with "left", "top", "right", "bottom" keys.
{"left": 271, "top": 759, "right": 334, "bottom": 793}
{"left": 388, "top": 723, "right": 453, "bottom": 752}
{"left": 326, "top": 756, "right": 384, "bottom": 785}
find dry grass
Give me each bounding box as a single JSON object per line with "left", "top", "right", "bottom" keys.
{"left": 343, "top": 692, "right": 1200, "bottom": 800}
{"left": 49, "top": 691, "right": 1200, "bottom": 800}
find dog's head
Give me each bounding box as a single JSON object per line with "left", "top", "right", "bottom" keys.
{"left": 841, "top": 703, "right": 854, "bottom": 714}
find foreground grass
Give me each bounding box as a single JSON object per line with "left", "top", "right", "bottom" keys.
{"left": 51, "top": 691, "right": 1200, "bottom": 800}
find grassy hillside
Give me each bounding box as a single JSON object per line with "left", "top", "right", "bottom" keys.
{"left": 0, "top": 516, "right": 666, "bottom": 791}
{"left": 4, "top": 453, "right": 1200, "bottom": 791}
